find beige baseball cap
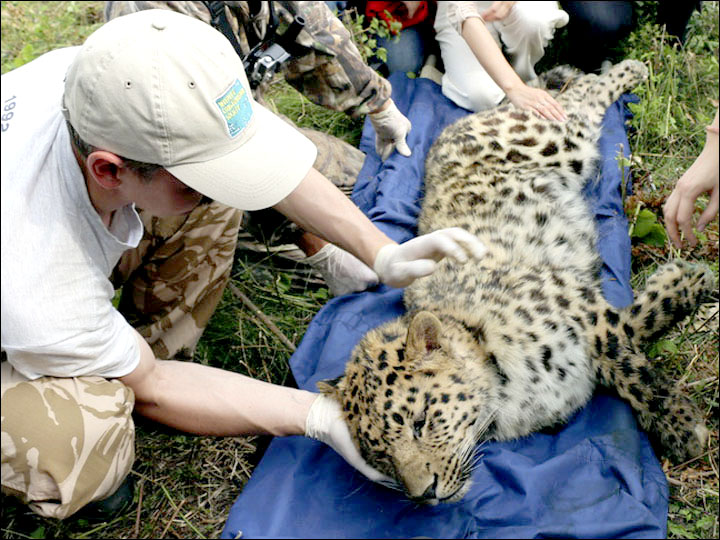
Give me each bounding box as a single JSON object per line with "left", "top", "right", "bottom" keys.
{"left": 62, "top": 9, "right": 317, "bottom": 211}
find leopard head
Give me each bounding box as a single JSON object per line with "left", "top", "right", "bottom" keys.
{"left": 318, "top": 311, "right": 495, "bottom": 504}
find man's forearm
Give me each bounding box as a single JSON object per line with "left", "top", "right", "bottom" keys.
{"left": 132, "top": 359, "right": 316, "bottom": 437}
{"left": 273, "top": 167, "right": 395, "bottom": 268}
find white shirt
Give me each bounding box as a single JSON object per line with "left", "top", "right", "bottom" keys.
{"left": 1, "top": 47, "right": 143, "bottom": 380}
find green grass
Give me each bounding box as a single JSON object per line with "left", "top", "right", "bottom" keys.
{"left": 1, "top": 1, "right": 718, "bottom": 538}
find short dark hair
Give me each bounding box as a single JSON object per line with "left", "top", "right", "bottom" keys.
{"left": 65, "top": 120, "right": 163, "bottom": 182}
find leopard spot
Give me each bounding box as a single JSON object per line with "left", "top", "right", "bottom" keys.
{"left": 541, "top": 346, "right": 553, "bottom": 371}
{"left": 507, "top": 149, "right": 531, "bottom": 163}
{"left": 510, "top": 137, "right": 539, "bottom": 146}
{"left": 645, "top": 309, "right": 656, "bottom": 330}
{"left": 509, "top": 111, "right": 530, "bottom": 121}
{"left": 606, "top": 332, "right": 619, "bottom": 360}
{"left": 622, "top": 323, "right": 634, "bottom": 339}
{"left": 605, "top": 309, "right": 620, "bottom": 327}
{"left": 569, "top": 160, "right": 583, "bottom": 175}
{"left": 540, "top": 142, "right": 559, "bottom": 156}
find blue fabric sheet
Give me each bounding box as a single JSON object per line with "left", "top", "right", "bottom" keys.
{"left": 222, "top": 74, "right": 668, "bottom": 539}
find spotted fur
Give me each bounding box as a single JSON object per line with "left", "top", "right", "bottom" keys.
{"left": 319, "top": 60, "right": 713, "bottom": 505}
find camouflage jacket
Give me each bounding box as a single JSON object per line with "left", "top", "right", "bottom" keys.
{"left": 104, "top": 1, "right": 392, "bottom": 118}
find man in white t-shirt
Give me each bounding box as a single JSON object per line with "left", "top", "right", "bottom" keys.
{"left": 0, "top": 9, "right": 486, "bottom": 519}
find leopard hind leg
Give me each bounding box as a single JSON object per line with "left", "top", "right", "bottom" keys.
{"left": 592, "top": 261, "right": 715, "bottom": 461}
{"left": 594, "top": 346, "right": 709, "bottom": 462}
{"left": 558, "top": 59, "right": 649, "bottom": 127}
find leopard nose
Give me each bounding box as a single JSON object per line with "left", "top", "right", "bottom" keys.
{"left": 420, "top": 473, "right": 438, "bottom": 501}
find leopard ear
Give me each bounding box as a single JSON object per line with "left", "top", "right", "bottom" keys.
{"left": 317, "top": 374, "right": 345, "bottom": 401}
{"left": 406, "top": 311, "right": 444, "bottom": 366}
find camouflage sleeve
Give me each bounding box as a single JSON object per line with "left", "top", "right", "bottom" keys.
{"left": 104, "top": 2, "right": 255, "bottom": 54}
{"left": 276, "top": 1, "right": 392, "bottom": 118}
{"left": 104, "top": 1, "right": 213, "bottom": 24}
{"left": 104, "top": 1, "right": 392, "bottom": 118}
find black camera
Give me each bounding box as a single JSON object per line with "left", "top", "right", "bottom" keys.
{"left": 243, "top": 15, "right": 305, "bottom": 89}
{"left": 206, "top": 2, "right": 306, "bottom": 90}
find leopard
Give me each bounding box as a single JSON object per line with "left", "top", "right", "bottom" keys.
{"left": 318, "top": 59, "right": 714, "bottom": 505}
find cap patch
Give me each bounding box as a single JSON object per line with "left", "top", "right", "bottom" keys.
{"left": 215, "top": 79, "right": 253, "bottom": 138}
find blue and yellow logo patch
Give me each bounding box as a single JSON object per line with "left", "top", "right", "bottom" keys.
{"left": 215, "top": 79, "right": 253, "bottom": 138}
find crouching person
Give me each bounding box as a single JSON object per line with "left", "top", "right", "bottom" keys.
{"left": 1, "top": 9, "right": 487, "bottom": 519}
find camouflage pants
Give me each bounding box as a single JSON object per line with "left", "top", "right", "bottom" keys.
{"left": 1, "top": 129, "right": 364, "bottom": 519}
{"left": 1, "top": 361, "right": 135, "bottom": 519}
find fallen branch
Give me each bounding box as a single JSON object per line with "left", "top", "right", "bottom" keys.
{"left": 228, "top": 283, "right": 296, "bottom": 352}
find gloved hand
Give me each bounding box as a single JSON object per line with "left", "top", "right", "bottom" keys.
{"left": 304, "top": 244, "right": 379, "bottom": 296}
{"left": 368, "top": 100, "right": 413, "bottom": 161}
{"left": 373, "top": 227, "right": 487, "bottom": 288}
{"left": 305, "top": 394, "right": 393, "bottom": 484}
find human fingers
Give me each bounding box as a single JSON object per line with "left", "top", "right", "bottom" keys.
{"left": 395, "top": 136, "right": 412, "bottom": 157}
{"left": 438, "top": 227, "right": 488, "bottom": 259}
{"left": 676, "top": 194, "right": 698, "bottom": 247}
{"left": 663, "top": 191, "right": 683, "bottom": 248}
{"left": 546, "top": 95, "right": 568, "bottom": 122}
{"left": 533, "top": 93, "right": 566, "bottom": 122}
{"left": 481, "top": 4, "right": 500, "bottom": 21}
{"left": 409, "top": 231, "right": 469, "bottom": 263}
{"left": 696, "top": 186, "right": 719, "bottom": 233}
{"left": 376, "top": 138, "right": 393, "bottom": 161}
{"left": 395, "top": 259, "right": 439, "bottom": 282}
{"left": 482, "top": 1, "right": 513, "bottom": 21}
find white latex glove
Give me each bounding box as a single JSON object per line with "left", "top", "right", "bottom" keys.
{"left": 304, "top": 244, "right": 380, "bottom": 296}
{"left": 368, "top": 100, "right": 413, "bottom": 161}
{"left": 305, "top": 394, "right": 393, "bottom": 484}
{"left": 373, "top": 228, "right": 487, "bottom": 288}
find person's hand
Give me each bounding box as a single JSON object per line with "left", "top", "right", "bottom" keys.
{"left": 373, "top": 228, "right": 487, "bottom": 288}
{"left": 305, "top": 244, "right": 379, "bottom": 296}
{"left": 368, "top": 99, "right": 413, "bottom": 160}
{"left": 401, "top": 1, "right": 423, "bottom": 19}
{"left": 505, "top": 84, "right": 567, "bottom": 122}
{"left": 663, "top": 112, "right": 719, "bottom": 248}
{"left": 663, "top": 153, "right": 719, "bottom": 248}
{"left": 481, "top": 1, "right": 516, "bottom": 22}
{"left": 305, "top": 394, "right": 393, "bottom": 483}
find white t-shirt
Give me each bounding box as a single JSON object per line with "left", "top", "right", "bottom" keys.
{"left": 1, "top": 47, "right": 143, "bottom": 380}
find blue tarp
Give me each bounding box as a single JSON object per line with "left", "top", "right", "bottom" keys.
{"left": 222, "top": 74, "right": 668, "bottom": 539}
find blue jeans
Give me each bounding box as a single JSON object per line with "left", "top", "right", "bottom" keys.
{"left": 377, "top": 25, "right": 430, "bottom": 75}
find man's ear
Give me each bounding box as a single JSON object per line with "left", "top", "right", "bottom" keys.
{"left": 86, "top": 150, "right": 125, "bottom": 190}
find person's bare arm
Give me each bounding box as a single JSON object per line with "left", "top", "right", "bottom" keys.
{"left": 273, "top": 167, "right": 487, "bottom": 288}
{"left": 273, "top": 167, "right": 395, "bottom": 268}
{"left": 120, "top": 330, "right": 315, "bottom": 436}
{"left": 460, "top": 16, "right": 566, "bottom": 121}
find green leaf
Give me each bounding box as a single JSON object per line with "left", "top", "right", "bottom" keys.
{"left": 632, "top": 208, "right": 657, "bottom": 238}
{"left": 642, "top": 223, "right": 667, "bottom": 246}
{"left": 648, "top": 339, "right": 678, "bottom": 358}
{"left": 30, "top": 527, "right": 46, "bottom": 539}
{"left": 668, "top": 522, "right": 697, "bottom": 538}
